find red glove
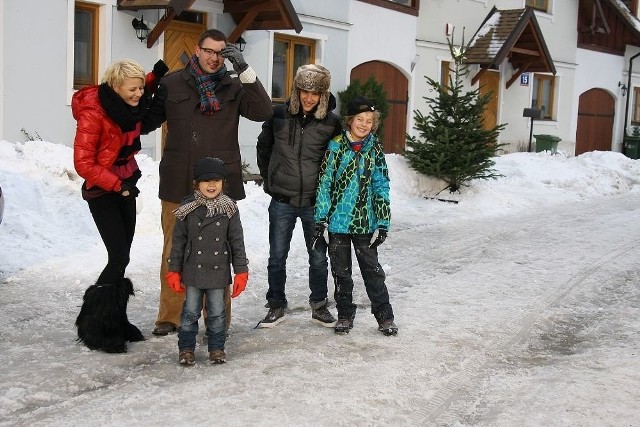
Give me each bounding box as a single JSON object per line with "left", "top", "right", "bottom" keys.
{"left": 231, "top": 272, "right": 248, "bottom": 298}
{"left": 166, "top": 271, "right": 184, "bottom": 293}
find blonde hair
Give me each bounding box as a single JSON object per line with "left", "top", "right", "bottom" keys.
{"left": 344, "top": 110, "right": 382, "bottom": 132}
{"left": 101, "top": 59, "right": 145, "bottom": 88}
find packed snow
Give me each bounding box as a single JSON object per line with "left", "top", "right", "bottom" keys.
{"left": 1, "top": 140, "right": 639, "bottom": 426}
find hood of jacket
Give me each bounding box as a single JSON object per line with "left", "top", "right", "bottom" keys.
{"left": 72, "top": 85, "right": 102, "bottom": 121}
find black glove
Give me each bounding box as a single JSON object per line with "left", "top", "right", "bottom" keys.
{"left": 120, "top": 183, "right": 140, "bottom": 199}
{"left": 153, "top": 82, "right": 168, "bottom": 102}
{"left": 369, "top": 229, "right": 387, "bottom": 248}
{"left": 221, "top": 44, "right": 248, "bottom": 73}
{"left": 145, "top": 60, "right": 169, "bottom": 96}
{"left": 311, "top": 223, "right": 329, "bottom": 250}
{"left": 152, "top": 59, "right": 169, "bottom": 78}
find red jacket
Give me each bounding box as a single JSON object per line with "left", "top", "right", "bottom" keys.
{"left": 72, "top": 85, "right": 141, "bottom": 192}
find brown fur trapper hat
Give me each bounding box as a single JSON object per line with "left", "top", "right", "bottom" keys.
{"left": 288, "top": 64, "right": 331, "bottom": 120}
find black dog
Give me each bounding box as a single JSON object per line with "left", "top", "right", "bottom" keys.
{"left": 76, "top": 278, "right": 145, "bottom": 353}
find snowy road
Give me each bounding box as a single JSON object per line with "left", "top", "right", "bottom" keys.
{"left": 389, "top": 193, "right": 640, "bottom": 425}
{"left": 1, "top": 191, "right": 639, "bottom": 426}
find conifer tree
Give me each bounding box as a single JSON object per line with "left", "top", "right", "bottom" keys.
{"left": 405, "top": 33, "right": 506, "bottom": 193}
{"left": 338, "top": 75, "right": 389, "bottom": 137}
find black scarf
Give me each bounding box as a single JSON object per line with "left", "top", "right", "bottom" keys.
{"left": 98, "top": 83, "right": 147, "bottom": 132}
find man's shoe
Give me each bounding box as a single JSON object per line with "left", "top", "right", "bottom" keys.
{"left": 334, "top": 318, "right": 354, "bottom": 334}
{"left": 179, "top": 349, "right": 195, "bottom": 366}
{"left": 312, "top": 305, "right": 336, "bottom": 327}
{"left": 209, "top": 349, "right": 226, "bottom": 364}
{"left": 153, "top": 322, "right": 177, "bottom": 336}
{"left": 378, "top": 319, "right": 398, "bottom": 336}
{"left": 257, "top": 307, "right": 285, "bottom": 328}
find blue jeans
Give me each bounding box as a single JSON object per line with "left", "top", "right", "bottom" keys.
{"left": 328, "top": 233, "right": 394, "bottom": 322}
{"left": 178, "top": 287, "right": 225, "bottom": 352}
{"left": 266, "top": 199, "right": 329, "bottom": 308}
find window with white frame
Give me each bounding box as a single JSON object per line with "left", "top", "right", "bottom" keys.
{"left": 440, "top": 61, "right": 451, "bottom": 89}
{"left": 632, "top": 87, "right": 640, "bottom": 124}
{"left": 525, "top": 0, "right": 549, "bottom": 12}
{"left": 74, "top": 2, "right": 99, "bottom": 89}
{"left": 272, "top": 34, "right": 316, "bottom": 103}
{"left": 531, "top": 74, "right": 556, "bottom": 120}
{"left": 356, "top": 0, "right": 419, "bottom": 15}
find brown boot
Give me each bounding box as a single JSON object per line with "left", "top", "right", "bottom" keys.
{"left": 153, "top": 322, "right": 177, "bottom": 336}
{"left": 179, "top": 349, "right": 195, "bottom": 366}
{"left": 209, "top": 349, "right": 226, "bottom": 364}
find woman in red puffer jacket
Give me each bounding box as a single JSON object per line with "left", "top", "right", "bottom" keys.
{"left": 72, "top": 59, "right": 166, "bottom": 285}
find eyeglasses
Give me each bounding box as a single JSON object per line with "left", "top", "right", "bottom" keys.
{"left": 198, "top": 46, "right": 223, "bottom": 58}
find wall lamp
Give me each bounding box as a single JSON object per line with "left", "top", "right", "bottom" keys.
{"left": 235, "top": 37, "right": 246, "bottom": 52}
{"left": 132, "top": 16, "right": 150, "bottom": 42}
{"left": 619, "top": 81, "right": 628, "bottom": 97}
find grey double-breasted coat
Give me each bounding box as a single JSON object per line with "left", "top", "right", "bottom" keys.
{"left": 167, "top": 202, "right": 248, "bottom": 289}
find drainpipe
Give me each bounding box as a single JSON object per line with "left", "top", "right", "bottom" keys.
{"left": 622, "top": 51, "right": 640, "bottom": 153}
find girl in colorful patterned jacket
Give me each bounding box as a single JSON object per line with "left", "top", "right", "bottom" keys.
{"left": 313, "top": 96, "right": 398, "bottom": 336}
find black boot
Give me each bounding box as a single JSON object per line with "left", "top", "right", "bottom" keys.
{"left": 120, "top": 278, "right": 144, "bottom": 343}
{"left": 75, "top": 282, "right": 128, "bottom": 353}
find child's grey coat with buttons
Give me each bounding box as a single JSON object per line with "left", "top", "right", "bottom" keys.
{"left": 167, "top": 202, "right": 248, "bottom": 289}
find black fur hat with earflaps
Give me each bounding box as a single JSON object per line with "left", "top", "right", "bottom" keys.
{"left": 288, "top": 64, "right": 331, "bottom": 120}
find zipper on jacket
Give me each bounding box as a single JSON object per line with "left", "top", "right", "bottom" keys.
{"left": 297, "top": 115, "right": 305, "bottom": 203}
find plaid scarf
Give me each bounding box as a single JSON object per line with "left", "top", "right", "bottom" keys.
{"left": 188, "top": 54, "right": 226, "bottom": 115}
{"left": 173, "top": 191, "right": 237, "bottom": 221}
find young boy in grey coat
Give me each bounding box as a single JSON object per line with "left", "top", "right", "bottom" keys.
{"left": 166, "top": 157, "right": 248, "bottom": 365}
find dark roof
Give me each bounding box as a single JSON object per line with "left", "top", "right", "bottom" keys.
{"left": 224, "top": 0, "right": 303, "bottom": 42}
{"left": 117, "top": 0, "right": 302, "bottom": 48}
{"left": 603, "top": 0, "right": 640, "bottom": 38}
{"left": 464, "top": 7, "right": 556, "bottom": 88}
{"left": 117, "top": 0, "right": 169, "bottom": 9}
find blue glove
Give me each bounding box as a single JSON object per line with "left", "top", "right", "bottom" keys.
{"left": 221, "top": 44, "right": 248, "bottom": 73}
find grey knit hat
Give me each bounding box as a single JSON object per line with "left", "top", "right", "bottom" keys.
{"left": 288, "top": 64, "right": 331, "bottom": 120}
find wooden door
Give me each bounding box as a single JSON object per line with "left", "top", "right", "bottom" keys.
{"left": 350, "top": 62, "right": 408, "bottom": 154}
{"left": 575, "top": 89, "right": 614, "bottom": 155}
{"left": 163, "top": 20, "right": 206, "bottom": 72}
{"left": 479, "top": 70, "right": 500, "bottom": 131}
{"left": 161, "top": 20, "right": 206, "bottom": 151}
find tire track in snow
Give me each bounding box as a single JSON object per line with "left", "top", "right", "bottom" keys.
{"left": 386, "top": 194, "right": 640, "bottom": 425}
{"left": 420, "top": 238, "right": 639, "bottom": 425}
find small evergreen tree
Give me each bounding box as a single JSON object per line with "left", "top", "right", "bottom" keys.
{"left": 338, "top": 75, "right": 389, "bottom": 137}
{"left": 405, "top": 32, "right": 506, "bottom": 193}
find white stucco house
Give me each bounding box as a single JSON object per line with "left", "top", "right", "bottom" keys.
{"left": 1, "top": 0, "right": 640, "bottom": 169}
